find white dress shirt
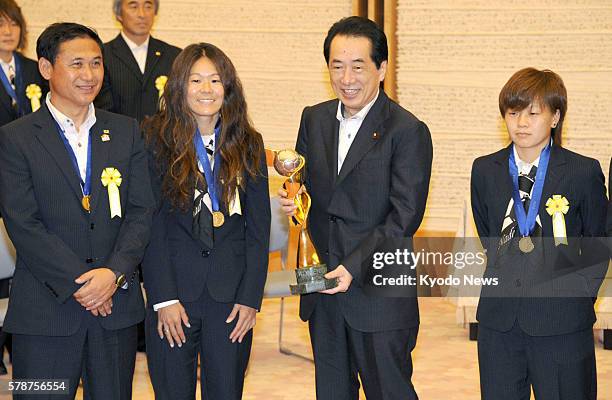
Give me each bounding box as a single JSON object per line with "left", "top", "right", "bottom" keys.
{"left": 0, "top": 55, "right": 16, "bottom": 90}
{"left": 121, "top": 31, "right": 149, "bottom": 74}
{"left": 46, "top": 93, "right": 96, "bottom": 182}
{"left": 513, "top": 145, "right": 541, "bottom": 176}
{"left": 336, "top": 90, "right": 379, "bottom": 173}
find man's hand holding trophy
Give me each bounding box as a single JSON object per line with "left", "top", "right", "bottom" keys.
{"left": 274, "top": 149, "right": 342, "bottom": 294}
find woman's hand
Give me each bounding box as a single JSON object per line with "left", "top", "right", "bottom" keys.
{"left": 158, "top": 302, "right": 191, "bottom": 348}
{"left": 226, "top": 304, "right": 257, "bottom": 343}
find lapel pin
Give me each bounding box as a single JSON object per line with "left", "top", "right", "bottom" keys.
{"left": 155, "top": 51, "right": 161, "bottom": 56}
{"left": 101, "top": 130, "right": 111, "bottom": 142}
{"left": 372, "top": 132, "right": 379, "bottom": 140}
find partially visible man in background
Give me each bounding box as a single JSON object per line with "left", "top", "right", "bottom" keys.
{"left": 95, "top": 0, "right": 180, "bottom": 123}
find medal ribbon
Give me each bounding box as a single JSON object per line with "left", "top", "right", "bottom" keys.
{"left": 194, "top": 123, "right": 221, "bottom": 214}
{"left": 508, "top": 144, "right": 550, "bottom": 238}
{"left": 0, "top": 53, "right": 22, "bottom": 113}
{"left": 52, "top": 119, "right": 92, "bottom": 202}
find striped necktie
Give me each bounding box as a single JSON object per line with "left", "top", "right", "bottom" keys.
{"left": 518, "top": 165, "right": 537, "bottom": 211}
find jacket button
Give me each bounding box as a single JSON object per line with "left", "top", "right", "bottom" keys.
{"left": 329, "top": 216, "right": 337, "bottom": 223}
{"left": 90, "top": 223, "right": 95, "bottom": 230}
{"left": 202, "top": 250, "right": 210, "bottom": 257}
{"left": 515, "top": 279, "right": 521, "bottom": 287}
{"left": 325, "top": 250, "right": 329, "bottom": 255}
{"left": 85, "top": 258, "right": 94, "bottom": 264}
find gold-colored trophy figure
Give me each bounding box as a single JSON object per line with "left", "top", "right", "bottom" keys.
{"left": 273, "top": 149, "right": 338, "bottom": 294}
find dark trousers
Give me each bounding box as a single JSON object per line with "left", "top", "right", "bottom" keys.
{"left": 12, "top": 313, "right": 138, "bottom": 400}
{"left": 478, "top": 322, "right": 596, "bottom": 400}
{"left": 308, "top": 294, "right": 419, "bottom": 400}
{"left": 145, "top": 289, "right": 252, "bottom": 400}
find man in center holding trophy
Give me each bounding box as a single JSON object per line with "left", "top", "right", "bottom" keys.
{"left": 279, "top": 16, "right": 433, "bottom": 400}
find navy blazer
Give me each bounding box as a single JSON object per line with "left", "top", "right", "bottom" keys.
{"left": 471, "top": 145, "right": 608, "bottom": 336}
{"left": 296, "top": 91, "right": 433, "bottom": 332}
{"left": 0, "top": 52, "right": 47, "bottom": 126}
{"left": 95, "top": 35, "right": 181, "bottom": 123}
{"left": 0, "top": 105, "right": 154, "bottom": 336}
{"left": 142, "top": 143, "right": 270, "bottom": 311}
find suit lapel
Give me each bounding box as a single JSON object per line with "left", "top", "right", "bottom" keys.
{"left": 142, "top": 37, "right": 163, "bottom": 86}
{"left": 491, "top": 146, "right": 514, "bottom": 234}
{"left": 33, "top": 106, "right": 84, "bottom": 203}
{"left": 110, "top": 35, "right": 143, "bottom": 82}
{"left": 322, "top": 101, "right": 339, "bottom": 186}
{"left": 335, "top": 92, "right": 389, "bottom": 187}
{"left": 539, "top": 145, "right": 566, "bottom": 235}
{"left": 88, "top": 114, "right": 112, "bottom": 212}
{"left": 0, "top": 84, "right": 13, "bottom": 115}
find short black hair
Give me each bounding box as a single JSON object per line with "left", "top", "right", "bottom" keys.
{"left": 323, "top": 16, "right": 388, "bottom": 69}
{"left": 36, "top": 22, "right": 104, "bottom": 65}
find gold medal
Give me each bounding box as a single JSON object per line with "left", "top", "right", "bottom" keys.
{"left": 81, "top": 195, "right": 91, "bottom": 212}
{"left": 518, "top": 236, "right": 534, "bottom": 253}
{"left": 212, "top": 211, "right": 224, "bottom": 228}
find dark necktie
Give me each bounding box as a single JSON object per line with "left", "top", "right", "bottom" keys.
{"left": 518, "top": 165, "right": 537, "bottom": 211}
{"left": 191, "top": 137, "right": 215, "bottom": 248}
{"left": 8, "top": 65, "right": 17, "bottom": 110}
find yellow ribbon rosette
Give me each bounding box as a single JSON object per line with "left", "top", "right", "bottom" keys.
{"left": 25, "top": 84, "right": 42, "bottom": 112}
{"left": 155, "top": 75, "right": 168, "bottom": 99}
{"left": 545, "top": 195, "right": 569, "bottom": 246}
{"left": 101, "top": 168, "right": 122, "bottom": 218}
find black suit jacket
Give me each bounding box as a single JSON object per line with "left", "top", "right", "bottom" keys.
{"left": 142, "top": 145, "right": 270, "bottom": 311}
{"left": 0, "top": 105, "right": 154, "bottom": 336}
{"left": 471, "top": 145, "right": 608, "bottom": 336}
{"left": 296, "top": 91, "right": 433, "bottom": 332}
{"left": 608, "top": 158, "right": 612, "bottom": 237}
{"left": 0, "top": 52, "right": 47, "bottom": 127}
{"left": 95, "top": 35, "right": 181, "bottom": 123}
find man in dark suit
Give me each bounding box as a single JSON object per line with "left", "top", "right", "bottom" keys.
{"left": 94, "top": 0, "right": 180, "bottom": 123}
{"left": 0, "top": 23, "right": 154, "bottom": 399}
{"left": 279, "top": 17, "right": 432, "bottom": 400}
{"left": 471, "top": 68, "right": 608, "bottom": 400}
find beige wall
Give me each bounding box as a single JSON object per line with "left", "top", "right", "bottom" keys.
{"left": 17, "top": 1, "right": 611, "bottom": 233}
{"left": 17, "top": 0, "right": 352, "bottom": 150}
{"left": 397, "top": 0, "right": 612, "bottom": 231}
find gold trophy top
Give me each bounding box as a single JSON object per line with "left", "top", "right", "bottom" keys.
{"left": 272, "top": 149, "right": 319, "bottom": 267}
{"left": 274, "top": 149, "right": 305, "bottom": 178}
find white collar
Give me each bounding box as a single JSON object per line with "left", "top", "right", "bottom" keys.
{"left": 121, "top": 31, "right": 150, "bottom": 51}
{"left": 0, "top": 54, "right": 16, "bottom": 69}
{"left": 45, "top": 92, "right": 96, "bottom": 131}
{"left": 336, "top": 89, "right": 379, "bottom": 122}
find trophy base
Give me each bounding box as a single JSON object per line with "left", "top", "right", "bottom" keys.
{"left": 290, "top": 264, "right": 338, "bottom": 295}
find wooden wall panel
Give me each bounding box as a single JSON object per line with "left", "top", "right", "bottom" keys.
{"left": 396, "top": 1, "right": 612, "bottom": 232}
{"left": 18, "top": 0, "right": 352, "bottom": 151}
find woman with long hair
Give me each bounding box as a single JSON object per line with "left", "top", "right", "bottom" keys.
{"left": 142, "top": 43, "right": 270, "bottom": 399}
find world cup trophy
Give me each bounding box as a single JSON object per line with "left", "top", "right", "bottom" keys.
{"left": 273, "top": 149, "right": 338, "bottom": 294}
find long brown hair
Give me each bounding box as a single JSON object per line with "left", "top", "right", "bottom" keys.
{"left": 144, "top": 43, "right": 264, "bottom": 210}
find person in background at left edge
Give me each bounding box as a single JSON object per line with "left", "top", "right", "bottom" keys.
{"left": 0, "top": 0, "right": 48, "bottom": 375}
{"left": 94, "top": 0, "right": 181, "bottom": 124}
{"left": 0, "top": 0, "right": 47, "bottom": 127}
